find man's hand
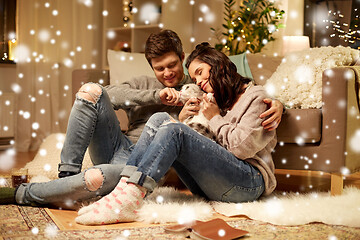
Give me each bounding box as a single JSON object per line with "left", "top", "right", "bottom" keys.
{"left": 179, "top": 97, "right": 200, "bottom": 122}
{"left": 260, "top": 98, "right": 283, "bottom": 131}
{"left": 159, "top": 88, "right": 182, "bottom": 106}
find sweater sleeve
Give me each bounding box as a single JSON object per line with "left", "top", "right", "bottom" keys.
{"left": 104, "top": 76, "right": 162, "bottom": 110}
{"left": 209, "top": 90, "right": 276, "bottom": 160}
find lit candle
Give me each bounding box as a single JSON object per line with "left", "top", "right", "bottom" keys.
{"left": 8, "top": 39, "right": 17, "bottom": 61}
{"left": 281, "top": 36, "right": 310, "bottom": 56}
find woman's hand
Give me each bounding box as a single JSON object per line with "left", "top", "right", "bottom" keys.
{"left": 179, "top": 97, "right": 201, "bottom": 122}
{"left": 159, "top": 88, "right": 183, "bottom": 106}
{"left": 202, "top": 93, "right": 220, "bottom": 120}
{"left": 260, "top": 98, "right": 283, "bottom": 131}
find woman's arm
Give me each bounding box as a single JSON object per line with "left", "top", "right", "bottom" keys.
{"left": 209, "top": 90, "right": 276, "bottom": 160}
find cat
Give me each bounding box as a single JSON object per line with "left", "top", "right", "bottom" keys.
{"left": 179, "top": 83, "right": 217, "bottom": 141}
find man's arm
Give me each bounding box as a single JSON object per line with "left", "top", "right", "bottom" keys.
{"left": 159, "top": 88, "right": 183, "bottom": 106}
{"left": 104, "top": 76, "right": 163, "bottom": 110}
{"left": 260, "top": 99, "right": 284, "bottom": 131}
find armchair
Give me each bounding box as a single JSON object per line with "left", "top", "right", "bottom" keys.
{"left": 71, "top": 51, "right": 360, "bottom": 195}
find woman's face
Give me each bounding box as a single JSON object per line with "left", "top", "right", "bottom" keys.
{"left": 188, "top": 59, "right": 214, "bottom": 93}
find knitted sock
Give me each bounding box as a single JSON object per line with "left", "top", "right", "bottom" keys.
{"left": 0, "top": 187, "right": 16, "bottom": 204}
{"left": 78, "top": 176, "right": 129, "bottom": 215}
{"left": 76, "top": 182, "right": 146, "bottom": 225}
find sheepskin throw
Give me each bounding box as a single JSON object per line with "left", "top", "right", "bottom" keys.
{"left": 25, "top": 133, "right": 93, "bottom": 182}
{"left": 212, "top": 187, "right": 360, "bottom": 227}
{"left": 264, "top": 46, "right": 360, "bottom": 109}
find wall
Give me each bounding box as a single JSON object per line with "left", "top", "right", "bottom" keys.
{"left": 0, "top": 64, "right": 16, "bottom": 141}
{"left": 0, "top": 64, "right": 16, "bottom": 92}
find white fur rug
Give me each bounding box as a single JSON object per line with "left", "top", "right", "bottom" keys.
{"left": 141, "top": 187, "right": 360, "bottom": 228}
{"left": 25, "top": 133, "right": 93, "bottom": 181}
{"left": 138, "top": 187, "right": 213, "bottom": 224}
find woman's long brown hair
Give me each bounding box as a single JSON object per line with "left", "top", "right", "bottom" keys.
{"left": 185, "top": 42, "right": 251, "bottom": 111}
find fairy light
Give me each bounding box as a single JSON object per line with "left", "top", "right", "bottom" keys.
{"left": 325, "top": 8, "right": 360, "bottom": 44}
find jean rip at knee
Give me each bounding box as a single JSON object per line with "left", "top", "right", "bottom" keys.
{"left": 145, "top": 118, "right": 172, "bottom": 137}
{"left": 84, "top": 168, "right": 105, "bottom": 191}
{"left": 77, "top": 83, "right": 103, "bottom": 105}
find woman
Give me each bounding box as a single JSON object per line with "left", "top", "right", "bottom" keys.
{"left": 0, "top": 41, "right": 282, "bottom": 220}
{"left": 74, "top": 42, "right": 277, "bottom": 225}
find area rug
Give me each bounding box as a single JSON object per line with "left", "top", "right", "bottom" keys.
{"left": 1, "top": 205, "right": 360, "bottom": 239}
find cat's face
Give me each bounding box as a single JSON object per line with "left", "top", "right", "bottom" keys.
{"left": 179, "top": 84, "right": 204, "bottom": 103}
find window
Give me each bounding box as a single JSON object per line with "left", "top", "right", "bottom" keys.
{"left": 0, "top": 0, "right": 17, "bottom": 63}
{"left": 304, "top": 0, "right": 360, "bottom": 48}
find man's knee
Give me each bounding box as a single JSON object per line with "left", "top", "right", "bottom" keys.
{"left": 77, "top": 83, "right": 102, "bottom": 103}
{"left": 84, "top": 168, "right": 104, "bottom": 191}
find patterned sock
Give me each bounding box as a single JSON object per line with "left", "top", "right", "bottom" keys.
{"left": 75, "top": 182, "right": 146, "bottom": 225}
{"left": 78, "top": 176, "right": 129, "bottom": 215}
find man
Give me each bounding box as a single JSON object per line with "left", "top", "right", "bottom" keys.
{"left": 0, "top": 29, "right": 283, "bottom": 209}
{"left": 58, "top": 29, "right": 283, "bottom": 177}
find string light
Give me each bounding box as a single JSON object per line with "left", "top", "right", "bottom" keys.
{"left": 325, "top": 8, "right": 360, "bottom": 44}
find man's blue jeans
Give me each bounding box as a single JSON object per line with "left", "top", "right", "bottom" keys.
{"left": 16, "top": 85, "right": 132, "bottom": 209}
{"left": 121, "top": 112, "right": 265, "bottom": 203}
{"left": 58, "top": 85, "right": 133, "bottom": 174}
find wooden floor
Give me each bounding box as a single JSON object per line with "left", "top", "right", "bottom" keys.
{"left": 1, "top": 150, "right": 360, "bottom": 193}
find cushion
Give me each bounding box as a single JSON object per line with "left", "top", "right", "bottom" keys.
{"left": 246, "top": 53, "right": 283, "bottom": 85}
{"left": 107, "top": 50, "right": 254, "bottom": 85}
{"left": 108, "top": 50, "right": 155, "bottom": 85}
{"left": 264, "top": 46, "right": 360, "bottom": 109}
{"left": 276, "top": 109, "right": 322, "bottom": 143}
{"left": 229, "top": 53, "right": 254, "bottom": 79}
{"left": 25, "top": 133, "right": 93, "bottom": 181}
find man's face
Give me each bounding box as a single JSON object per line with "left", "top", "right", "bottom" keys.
{"left": 151, "top": 51, "right": 185, "bottom": 88}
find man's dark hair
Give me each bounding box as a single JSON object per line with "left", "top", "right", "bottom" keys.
{"left": 145, "top": 29, "right": 183, "bottom": 67}
{"left": 185, "top": 42, "right": 251, "bottom": 111}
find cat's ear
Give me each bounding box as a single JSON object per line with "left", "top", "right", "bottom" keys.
{"left": 207, "top": 93, "right": 214, "bottom": 102}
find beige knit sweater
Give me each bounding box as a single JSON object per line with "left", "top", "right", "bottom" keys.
{"left": 209, "top": 85, "right": 277, "bottom": 196}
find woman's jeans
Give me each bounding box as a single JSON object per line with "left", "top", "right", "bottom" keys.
{"left": 121, "top": 112, "right": 265, "bottom": 203}
{"left": 16, "top": 85, "right": 132, "bottom": 209}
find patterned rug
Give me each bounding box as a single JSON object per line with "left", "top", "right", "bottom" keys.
{"left": 1, "top": 204, "right": 360, "bottom": 239}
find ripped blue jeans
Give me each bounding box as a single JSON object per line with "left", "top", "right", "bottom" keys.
{"left": 15, "top": 84, "right": 132, "bottom": 209}
{"left": 15, "top": 164, "right": 124, "bottom": 209}
{"left": 58, "top": 83, "right": 133, "bottom": 174}
{"left": 121, "top": 112, "right": 265, "bottom": 203}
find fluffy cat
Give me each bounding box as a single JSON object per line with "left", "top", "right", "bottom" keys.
{"left": 179, "top": 83, "right": 217, "bottom": 141}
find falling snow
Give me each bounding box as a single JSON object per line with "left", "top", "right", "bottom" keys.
{"left": 31, "top": 227, "right": 39, "bottom": 235}
{"left": 139, "top": 3, "right": 160, "bottom": 24}
{"left": 0, "top": 149, "right": 16, "bottom": 171}
{"left": 45, "top": 224, "right": 58, "bottom": 238}
{"left": 156, "top": 195, "right": 164, "bottom": 203}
